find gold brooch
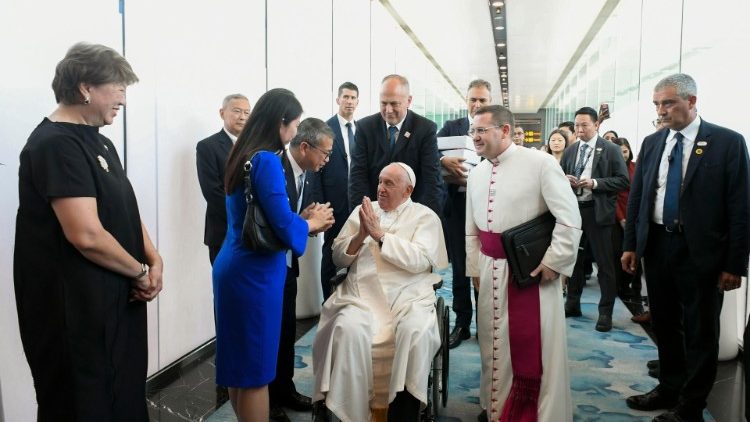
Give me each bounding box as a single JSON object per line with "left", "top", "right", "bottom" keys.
{"left": 695, "top": 148, "right": 703, "bottom": 155}
{"left": 97, "top": 155, "right": 110, "bottom": 172}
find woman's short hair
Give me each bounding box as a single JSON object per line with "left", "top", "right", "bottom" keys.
{"left": 612, "top": 137, "right": 633, "bottom": 163}
{"left": 52, "top": 42, "right": 139, "bottom": 105}
{"left": 546, "top": 129, "right": 569, "bottom": 155}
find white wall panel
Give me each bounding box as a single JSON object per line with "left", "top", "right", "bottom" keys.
{"left": 0, "top": 1, "right": 122, "bottom": 419}
{"left": 267, "top": 0, "right": 333, "bottom": 120}
{"left": 125, "top": 0, "right": 267, "bottom": 369}
{"left": 332, "top": 0, "right": 372, "bottom": 116}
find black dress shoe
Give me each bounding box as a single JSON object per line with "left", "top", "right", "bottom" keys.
{"left": 312, "top": 400, "right": 330, "bottom": 422}
{"left": 281, "top": 390, "right": 313, "bottom": 411}
{"left": 477, "top": 409, "right": 488, "bottom": 422}
{"left": 647, "top": 360, "right": 659, "bottom": 370}
{"left": 270, "top": 406, "right": 291, "bottom": 422}
{"left": 564, "top": 305, "right": 582, "bottom": 318}
{"left": 626, "top": 386, "right": 678, "bottom": 411}
{"left": 649, "top": 366, "right": 660, "bottom": 379}
{"left": 449, "top": 326, "right": 471, "bottom": 349}
{"left": 595, "top": 314, "right": 612, "bottom": 332}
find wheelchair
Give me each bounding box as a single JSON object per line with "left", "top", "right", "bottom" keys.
{"left": 319, "top": 274, "right": 450, "bottom": 421}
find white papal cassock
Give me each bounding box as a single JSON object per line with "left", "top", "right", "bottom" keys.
{"left": 313, "top": 199, "right": 448, "bottom": 422}
{"left": 466, "top": 143, "right": 581, "bottom": 422}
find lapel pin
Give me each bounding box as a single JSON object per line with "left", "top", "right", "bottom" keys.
{"left": 695, "top": 148, "right": 704, "bottom": 155}
{"left": 404, "top": 131, "right": 411, "bottom": 139}
{"left": 697, "top": 141, "right": 707, "bottom": 146}
{"left": 97, "top": 155, "right": 110, "bottom": 172}
{"left": 596, "top": 147, "right": 602, "bottom": 152}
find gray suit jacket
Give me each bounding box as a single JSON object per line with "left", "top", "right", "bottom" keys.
{"left": 560, "top": 136, "right": 629, "bottom": 225}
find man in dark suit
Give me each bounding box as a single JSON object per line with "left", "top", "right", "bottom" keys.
{"left": 349, "top": 74, "right": 442, "bottom": 216}
{"left": 622, "top": 73, "right": 749, "bottom": 422}
{"left": 561, "top": 106, "right": 629, "bottom": 332}
{"left": 437, "top": 79, "right": 492, "bottom": 349}
{"left": 270, "top": 117, "right": 335, "bottom": 421}
{"left": 196, "top": 93, "right": 250, "bottom": 263}
{"left": 319, "top": 82, "right": 359, "bottom": 299}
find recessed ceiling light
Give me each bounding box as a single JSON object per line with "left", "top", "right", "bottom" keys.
{"left": 496, "top": 43, "right": 506, "bottom": 47}
{"left": 499, "top": 66, "right": 507, "bottom": 70}
{"left": 495, "top": 26, "right": 505, "bottom": 30}
{"left": 492, "top": 1, "right": 504, "bottom": 6}
{"left": 495, "top": 8, "right": 501, "bottom": 14}
{"left": 498, "top": 56, "right": 507, "bottom": 60}
{"left": 494, "top": 16, "right": 503, "bottom": 20}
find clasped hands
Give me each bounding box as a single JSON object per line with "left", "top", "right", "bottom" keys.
{"left": 355, "top": 197, "right": 384, "bottom": 243}
{"left": 566, "top": 175, "right": 594, "bottom": 190}
{"left": 301, "top": 202, "right": 335, "bottom": 235}
{"left": 130, "top": 259, "right": 163, "bottom": 302}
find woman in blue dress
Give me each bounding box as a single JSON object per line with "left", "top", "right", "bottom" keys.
{"left": 213, "top": 88, "right": 334, "bottom": 421}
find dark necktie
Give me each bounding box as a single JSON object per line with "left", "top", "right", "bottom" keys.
{"left": 574, "top": 143, "right": 589, "bottom": 178}
{"left": 663, "top": 132, "right": 684, "bottom": 230}
{"left": 388, "top": 125, "right": 398, "bottom": 153}
{"left": 346, "top": 122, "right": 355, "bottom": 157}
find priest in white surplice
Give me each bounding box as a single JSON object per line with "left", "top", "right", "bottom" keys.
{"left": 312, "top": 162, "right": 448, "bottom": 422}
{"left": 465, "top": 105, "right": 582, "bottom": 422}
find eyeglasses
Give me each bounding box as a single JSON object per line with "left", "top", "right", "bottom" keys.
{"left": 305, "top": 142, "right": 332, "bottom": 159}
{"left": 467, "top": 126, "right": 500, "bottom": 136}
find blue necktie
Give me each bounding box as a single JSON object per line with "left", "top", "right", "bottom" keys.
{"left": 346, "top": 122, "right": 355, "bottom": 157}
{"left": 574, "top": 143, "right": 589, "bottom": 178}
{"left": 388, "top": 125, "right": 398, "bottom": 153}
{"left": 663, "top": 132, "right": 684, "bottom": 230}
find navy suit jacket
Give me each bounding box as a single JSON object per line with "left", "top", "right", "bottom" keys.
{"left": 281, "top": 152, "right": 319, "bottom": 278}
{"left": 320, "top": 115, "right": 353, "bottom": 245}
{"left": 560, "top": 136, "right": 630, "bottom": 225}
{"left": 349, "top": 110, "right": 442, "bottom": 216}
{"left": 624, "top": 120, "right": 750, "bottom": 276}
{"left": 196, "top": 129, "right": 233, "bottom": 248}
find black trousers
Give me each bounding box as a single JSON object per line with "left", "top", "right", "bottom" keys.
{"left": 644, "top": 224, "right": 723, "bottom": 411}
{"left": 387, "top": 390, "right": 421, "bottom": 421}
{"left": 612, "top": 224, "right": 642, "bottom": 296}
{"left": 744, "top": 315, "right": 750, "bottom": 421}
{"left": 270, "top": 269, "right": 298, "bottom": 402}
{"left": 447, "top": 191, "right": 475, "bottom": 328}
{"left": 566, "top": 204, "right": 618, "bottom": 315}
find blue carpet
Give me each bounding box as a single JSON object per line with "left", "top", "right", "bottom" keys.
{"left": 207, "top": 269, "right": 714, "bottom": 421}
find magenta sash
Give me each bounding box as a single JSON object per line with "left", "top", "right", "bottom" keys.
{"left": 479, "top": 230, "right": 542, "bottom": 422}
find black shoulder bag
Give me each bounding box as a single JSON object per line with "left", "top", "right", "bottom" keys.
{"left": 241, "top": 152, "right": 286, "bottom": 253}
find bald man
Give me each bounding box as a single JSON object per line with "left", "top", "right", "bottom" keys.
{"left": 313, "top": 163, "right": 448, "bottom": 422}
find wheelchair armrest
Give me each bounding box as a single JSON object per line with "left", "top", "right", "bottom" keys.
{"left": 330, "top": 272, "right": 347, "bottom": 289}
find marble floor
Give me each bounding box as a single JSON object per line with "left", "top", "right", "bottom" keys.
{"left": 146, "top": 301, "right": 746, "bottom": 422}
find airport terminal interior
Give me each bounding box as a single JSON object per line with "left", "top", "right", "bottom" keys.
{"left": 1, "top": 0, "right": 750, "bottom": 421}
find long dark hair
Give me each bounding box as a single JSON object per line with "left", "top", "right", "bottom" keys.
{"left": 612, "top": 137, "right": 633, "bottom": 163}
{"left": 224, "top": 88, "right": 303, "bottom": 193}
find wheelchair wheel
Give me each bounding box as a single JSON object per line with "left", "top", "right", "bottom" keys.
{"left": 431, "top": 297, "right": 447, "bottom": 418}
{"left": 441, "top": 305, "right": 450, "bottom": 407}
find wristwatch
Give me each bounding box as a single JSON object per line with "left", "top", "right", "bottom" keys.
{"left": 135, "top": 262, "right": 149, "bottom": 279}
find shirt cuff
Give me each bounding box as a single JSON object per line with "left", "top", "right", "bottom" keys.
{"left": 592, "top": 179, "right": 598, "bottom": 189}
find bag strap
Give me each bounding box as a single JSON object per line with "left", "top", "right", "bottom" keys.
{"left": 243, "top": 152, "right": 262, "bottom": 205}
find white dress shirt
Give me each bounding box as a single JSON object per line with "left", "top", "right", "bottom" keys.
{"left": 574, "top": 135, "right": 598, "bottom": 201}
{"left": 652, "top": 116, "right": 701, "bottom": 224}
{"left": 336, "top": 114, "right": 356, "bottom": 167}
{"left": 223, "top": 127, "right": 238, "bottom": 143}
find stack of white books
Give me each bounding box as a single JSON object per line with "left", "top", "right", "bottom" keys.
{"left": 437, "top": 136, "right": 479, "bottom": 177}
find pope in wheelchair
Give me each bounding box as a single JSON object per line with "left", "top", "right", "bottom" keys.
{"left": 312, "top": 163, "right": 448, "bottom": 422}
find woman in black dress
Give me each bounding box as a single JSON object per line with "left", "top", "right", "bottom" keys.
{"left": 14, "top": 42, "right": 162, "bottom": 421}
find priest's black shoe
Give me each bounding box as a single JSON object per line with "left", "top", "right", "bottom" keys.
{"left": 477, "top": 409, "right": 488, "bottom": 422}
{"left": 626, "top": 386, "right": 678, "bottom": 411}
{"left": 649, "top": 366, "right": 660, "bottom": 379}
{"left": 564, "top": 305, "right": 582, "bottom": 318}
{"left": 312, "top": 400, "right": 330, "bottom": 422}
{"left": 270, "top": 406, "right": 291, "bottom": 422}
{"left": 647, "top": 359, "right": 659, "bottom": 370}
{"left": 652, "top": 405, "right": 704, "bottom": 422}
{"left": 448, "top": 326, "right": 471, "bottom": 349}
{"left": 280, "top": 390, "right": 313, "bottom": 411}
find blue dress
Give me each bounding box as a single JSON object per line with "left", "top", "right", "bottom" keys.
{"left": 213, "top": 151, "right": 308, "bottom": 388}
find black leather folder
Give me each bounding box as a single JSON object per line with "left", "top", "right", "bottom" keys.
{"left": 501, "top": 211, "right": 556, "bottom": 288}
